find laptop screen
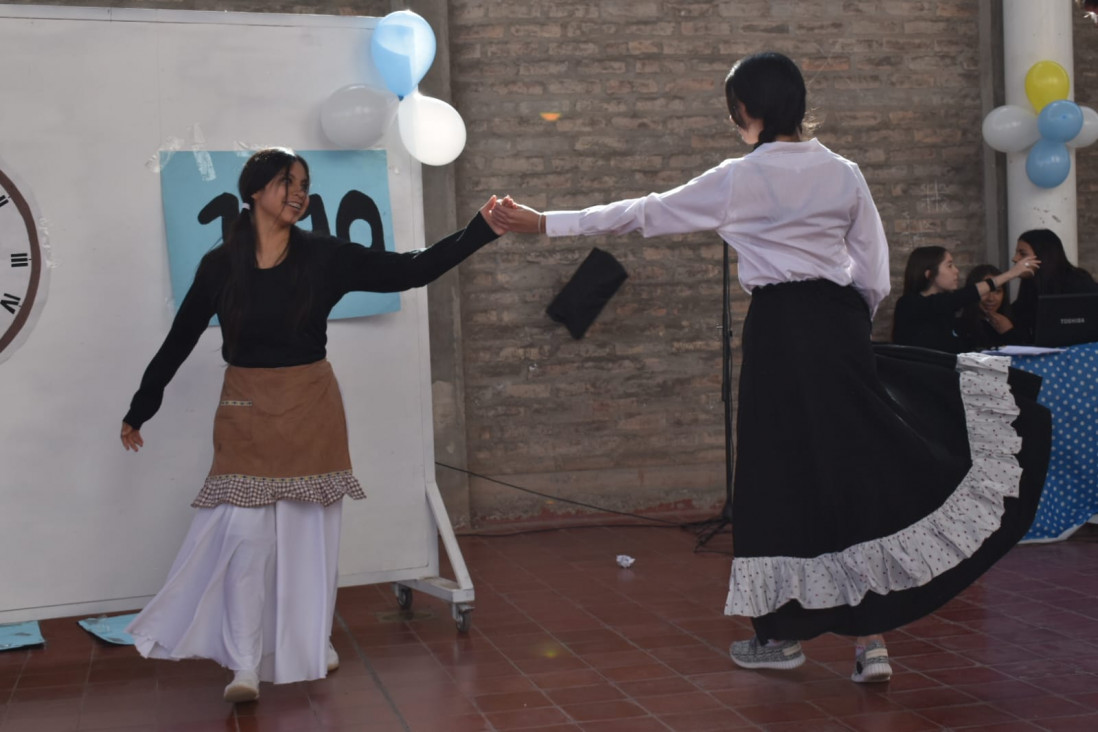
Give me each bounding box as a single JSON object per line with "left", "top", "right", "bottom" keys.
{"left": 1034, "top": 292, "right": 1098, "bottom": 347}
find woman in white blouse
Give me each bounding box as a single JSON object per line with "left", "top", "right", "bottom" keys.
{"left": 496, "top": 52, "right": 1048, "bottom": 684}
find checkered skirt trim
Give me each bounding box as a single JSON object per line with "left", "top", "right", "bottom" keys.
{"left": 191, "top": 470, "right": 366, "bottom": 508}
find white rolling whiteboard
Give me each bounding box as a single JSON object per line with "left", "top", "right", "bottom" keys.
{"left": 0, "top": 4, "right": 469, "bottom": 624}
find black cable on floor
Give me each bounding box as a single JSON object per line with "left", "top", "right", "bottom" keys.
{"left": 434, "top": 461, "right": 687, "bottom": 528}
{"left": 456, "top": 523, "right": 687, "bottom": 538}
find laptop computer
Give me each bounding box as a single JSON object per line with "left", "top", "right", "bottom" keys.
{"left": 1034, "top": 292, "right": 1098, "bottom": 347}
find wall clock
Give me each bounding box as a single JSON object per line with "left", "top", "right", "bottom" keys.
{"left": 0, "top": 165, "right": 44, "bottom": 363}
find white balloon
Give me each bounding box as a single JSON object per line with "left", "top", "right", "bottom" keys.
{"left": 397, "top": 91, "right": 467, "bottom": 166}
{"left": 1068, "top": 105, "right": 1098, "bottom": 148}
{"left": 320, "top": 85, "right": 397, "bottom": 149}
{"left": 982, "top": 104, "right": 1039, "bottom": 153}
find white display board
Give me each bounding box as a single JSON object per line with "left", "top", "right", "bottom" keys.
{"left": 0, "top": 5, "right": 470, "bottom": 624}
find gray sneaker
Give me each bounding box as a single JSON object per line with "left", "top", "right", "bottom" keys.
{"left": 729, "top": 637, "right": 805, "bottom": 670}
{"left": 851, "top": 640, "right": 892, "bottom": 683}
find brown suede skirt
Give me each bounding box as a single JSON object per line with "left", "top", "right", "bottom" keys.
{"left": 192, "top": 360, "right": 366, "bottom": 508}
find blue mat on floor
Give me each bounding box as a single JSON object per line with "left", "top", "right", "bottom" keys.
{"left": 78, "top": 614, "right": 137, "bottom": 645}
{"left": 0, "top": 620, "right": 44, "bottom": 651}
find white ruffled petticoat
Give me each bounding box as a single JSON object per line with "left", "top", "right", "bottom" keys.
{"left": 127, "top": 500, "right": 342, "bottom": 684}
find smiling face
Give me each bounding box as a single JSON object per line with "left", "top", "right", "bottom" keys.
{"left": 251, "top": 160, "right": 310, "bottom": 227}
{"left": 980, "top": 287, "right": 1004, "bottom": 313}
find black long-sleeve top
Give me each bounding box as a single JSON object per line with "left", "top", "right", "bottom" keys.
{"left": 891, "top": 284, "right": 981, "bottom": 354}
{"left": 124, "top": 212, "right": 499, "bottom": 430}
{"left": 954, "top": 316, "right": 1021, "bottom": 352}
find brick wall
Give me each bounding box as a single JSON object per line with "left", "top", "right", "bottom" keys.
{"left": 448, "top": 0, "right": 988, "bottom": 523}
{"left": 19, "top": 0, "right": 1090, "bottom": 525}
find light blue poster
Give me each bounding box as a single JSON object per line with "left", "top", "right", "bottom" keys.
{"left": 159, "top": 149, "right": 400, "bottom": 321}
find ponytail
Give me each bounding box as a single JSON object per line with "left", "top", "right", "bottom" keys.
{"left": 755, "top": 125, "right": 779, "bottom": 149}
{"left": 725, "top": 52, "right": 807, "bottom": 149}
{"left": 217, "top": 205, "right": 255, "bottom": 360}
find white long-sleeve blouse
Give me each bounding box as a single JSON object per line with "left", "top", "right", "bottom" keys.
{"left": 544, "top": 138, "right": 891, "bottom": 316}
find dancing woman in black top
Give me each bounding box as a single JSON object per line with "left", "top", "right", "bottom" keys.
{"left": 120, "top": 148, "right": 504, "bottom": 703}
{"left": 893, "top": 247, "right": 1036, "bottom": 353}
{"left": 1011, "top": 229, "right": 1098, "bottom": 343}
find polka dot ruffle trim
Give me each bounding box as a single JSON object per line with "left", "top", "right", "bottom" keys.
{"left": 725, "top": 353, "right": 1023, "bottom": 617}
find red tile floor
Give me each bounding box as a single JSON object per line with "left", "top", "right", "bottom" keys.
{"left": 2, "top": 524, "right": 1097, "bottom": 731}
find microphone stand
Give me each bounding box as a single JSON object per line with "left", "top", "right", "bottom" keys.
{"left": 689, "top": 242, "right": 735, "bottom": 550}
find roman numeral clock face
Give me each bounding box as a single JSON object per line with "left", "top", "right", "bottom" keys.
{"left": 0, "top": 166, "right": 43, "bottom": 363}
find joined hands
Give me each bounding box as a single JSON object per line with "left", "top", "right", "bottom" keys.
{"left": 481, "top": 195, "right": 545, "bottom": 235}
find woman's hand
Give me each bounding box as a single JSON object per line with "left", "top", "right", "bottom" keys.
{"left": 479, "top": 195, "right": 506, "bottom": 236}
{"left": 985, "top": 310, "right": 1015, "bottom": 334}
{"left": 493, "top": 196, "right": 545, "bottom": 234}
{"left": 121, "top": 422, "right": 144, "bottom": 452}
{"left": 1008, "top": 255, "right": 1040, "bottom": 280}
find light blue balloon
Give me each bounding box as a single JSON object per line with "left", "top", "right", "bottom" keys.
{"left": 1026, "top": 139, "right": 1072, "bottom": 188}
{"left": 1037, "top": 100, "right": 1084, "bottom": 143}
{"left": 371, "top": 11, "right": 436, "bottom": 99}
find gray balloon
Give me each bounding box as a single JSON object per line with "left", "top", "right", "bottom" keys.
{"left": 321, "top": 84, "right": 397, "bottom": 149}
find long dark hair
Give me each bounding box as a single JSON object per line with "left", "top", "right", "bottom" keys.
{"left": 958, "top": 264, "right": 1011, "bottom": 342}
{"left": 1016, "top": 229, "right": 1095, "bottom": 295}
{"left": 217, "top": 147, "right": 313, "bottom": 356}
{"left": 725, "top": 52, "right": 806, "bottom": 149}
{"left": 901, "top": 246, "right": 948, "bottom": 297}
{"left": 1014, "top": 229, "right": 1096, "bottom": 326}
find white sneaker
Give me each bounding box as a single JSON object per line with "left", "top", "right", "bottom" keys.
{"left": 326, "top": 642, "right": 340, "bottom": 672}
{"left": 223, "top": 669, "right": 260, "bottom": 703}
{"left": 851, "top": 641, "right": 892, "bottom": 683}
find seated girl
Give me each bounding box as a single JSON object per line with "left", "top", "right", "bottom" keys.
{"left": 1010, "top": 228, "right": 1098, "bottom": 343}
{"left": 892, "top": 246, "right": 1036, "bottom": 353}
{"left": 955, "top": 264, "right": 1022, "bottom": 351}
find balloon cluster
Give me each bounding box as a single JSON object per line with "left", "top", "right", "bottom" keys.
{"left": 319, "top": 11, "right": 466, "bottom": 166}
{"left": 982, "top": 60, "right": 1098, "bottom": 188}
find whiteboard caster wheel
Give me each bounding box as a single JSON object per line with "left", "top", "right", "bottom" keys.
{"left": 452, "top": 603, "right": 473, "bottom": 633}
{"left": 393, "top": 583, "right": 412, "bottom": 611}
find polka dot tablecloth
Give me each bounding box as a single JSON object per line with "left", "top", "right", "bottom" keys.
{"left": 1011, "top": 342, "right": 1098, "bottom": 542}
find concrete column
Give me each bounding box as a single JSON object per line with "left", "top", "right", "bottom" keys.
{"left": 980, "top": 1, "right": 1006, "bottom": 266}
{"left": 1003, "top": 0, "right": 1078, "bottom": 262}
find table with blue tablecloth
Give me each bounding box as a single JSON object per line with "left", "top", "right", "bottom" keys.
{"left": 1009, "top": 341, "right": 1098, "bottom": 542}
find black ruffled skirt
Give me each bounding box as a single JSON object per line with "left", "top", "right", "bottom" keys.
{"left": 724, "top": 280, "right": 1050, "bottom": 640}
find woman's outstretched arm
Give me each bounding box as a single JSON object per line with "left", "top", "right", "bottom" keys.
{"left": 122, "top": 253, "right": 222, "bottom": 449}
{"left": 494, "top": 163, "right": 736, "bottom": 239}
{"left": 333, "top": 197, "right": 505, "bottom": 294}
